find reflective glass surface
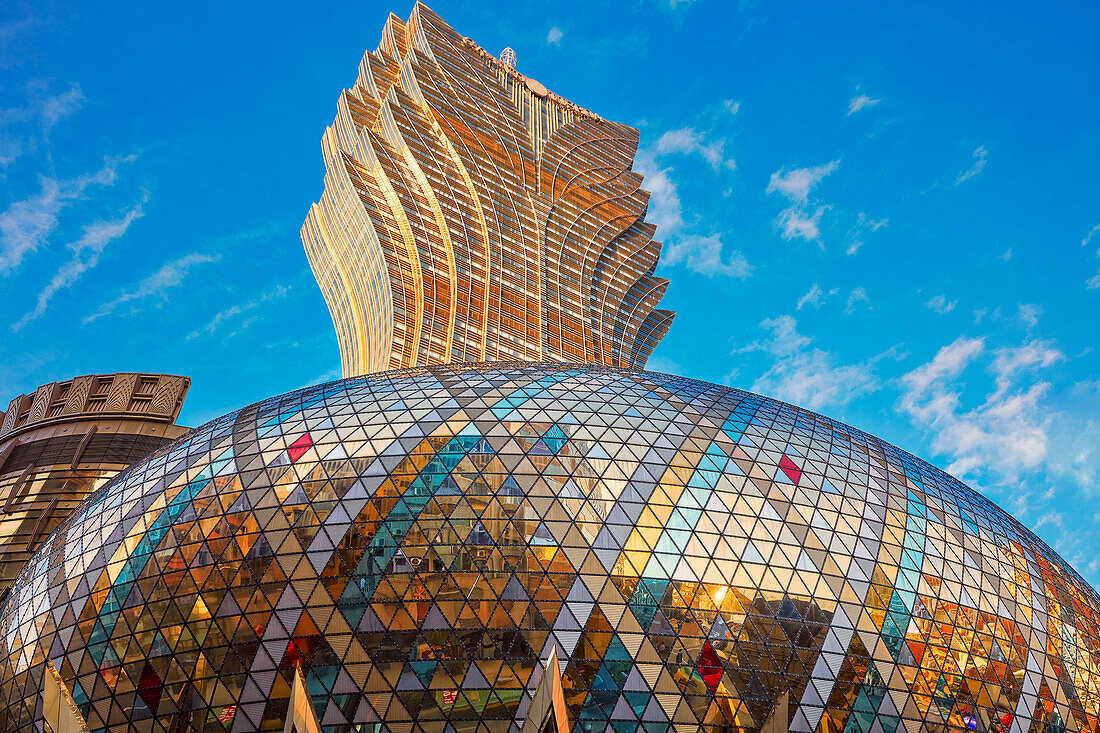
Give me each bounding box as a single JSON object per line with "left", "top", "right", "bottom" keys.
{"left": 0, "top": 363, "right": 1095, "bottom": 733}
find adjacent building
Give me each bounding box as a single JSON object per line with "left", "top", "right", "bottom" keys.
{"left": 302, "top": 5, "right": 674, "bottom": 377}
{"left": 0, "top": 373, "right": 190, "bottom": 598}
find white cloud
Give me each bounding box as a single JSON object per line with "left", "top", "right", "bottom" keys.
{"left": 767, "top": 161, "right": 839, "bottom": 205}
{"left": 1085, "top": 223, "right": 1100, "bottom": 288}
{"left": 766, "top": 160, "right": 839, "bottom": 243}
{"left": 955, "top": 145, "right": 988, "bottom": 184}
{"left": 846, "top": 212, "right": 888, "bottom": 255}
{"left": 1084, "top": 223, "right": 1100, "bottom": 248}
{"left": 36, "top": 82, "right": 84, "bottom": 133}
{"left": 1048, "top": 380, "right": 1100, "bottom": 493}
{"left": 13, "top": 198, "right": 145, "bottom": 330}
{"left": 775, "top": 206, "right": 828, "bottom": 242}
{"left": 902, "top": 337, "right": 985, "bottom": 395}
{"left": 637, "top": 133, "right": 750, "bottom": 279}
{"left": 990, "top": 340, "right": 1063, "bottom": 398}
{"left": 654, "top": 127, "right": 736, "bottom": 171}
{"left": 0, "top": 17, "right": 36, "bottom": 69}
{"left": 84, "top": 252, "right": 220, "bottom": 323}
{"left": 899, "top": 339, "right": 1100, "bottom": 554}
{"left": 796, "top": 284, "right": 824, "bottom": 311}
{"left": 847, "top": 93, "right": 880, "bottom": 116}
{"left": 998, "top": 247, "right": 1013, "bottom": 262}
{"left": 634, "top": 151, "right": 685, "bottom": 236}
{"left": 898, "top": 336, "right": 1064, "bottom": 481}
{"left": 662, "top": 233, "right": 751, "bottom": 278}
{"left": 752, "top": 315, "right": 810, "bottom": 356}
{"left": 0, "top": 154, "right": 135, "bottom": 273}
{"left": 1017, "top": 302, "right": 1042, "bottom": 330}
{"left": 745, "top": 315, "right": 893, "bottom": 411}
{"left": 795, "top": 284, "right": 842, "bottom": 311}
{"left": 0, "top": 82, "right": 84, "bottom": 164}
{"left": 546, "top": 26, "right": 563, "bottom": 45}
{"left": 844, "top": 286, "right": 869, "bottom": 314}
{"left": 755, "top": 348, "right": 879, "bottom": 411}
{"left": 187, "top": 283, "right": 291, "bottom": 339}
{"left": 723, "top": 100, "right": 741, "bottom": 115}
{"left": 1034, "top": 511, "right": 1063, "bottom": 531}
{"left": 926, "top": 294, "right": 957, "bottom": 314}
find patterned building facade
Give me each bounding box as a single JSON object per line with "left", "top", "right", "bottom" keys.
{"left": 0, "top": 373, "right": 190, "bottom": 599}
{"left": 0, "top": 364, "right": 1095, "bottom": 733}
{"left": 302, "top": 4, "right": 674, "bottom": 378}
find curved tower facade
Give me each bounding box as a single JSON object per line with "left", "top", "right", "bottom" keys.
{"left": 302, "top": 3, "right": 674, "bottom": 378}
{"left": 0, "top": 373, "right": 190, "bottom": 598}
{"left": 0, "top": 365, "right": 1095, "bottom": 733}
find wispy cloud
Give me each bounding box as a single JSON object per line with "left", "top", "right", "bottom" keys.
{"left": 766, "top": 160, "right": 840, "bottom": 243}
{"left": 1083, "top": 223, "right": 1100, "bottom": 289}
{"left": 899, "top": 336, "right": 1064, "bottom": 482}
{"left": 796, "top": 284, "right": 860, "bottom": 312}
{"left": 13, "top": 197, "right": 146, "bottom": 330}
{"left": 846, "top": 212, "right": 888, "bottom": 255}
{"left": 187, "top": 283, "right": 291, "bottom": 339}
{"left": 844, "top": 286, "right": 870, "bottom": 314}
{"left": 0, "top": 154, "right": 135, "bottom": 273}
{"left": 634, "top": 153, "right": 684, "bottom": 235}
{"left": 955, "top": 145, "right": 988, "bottom": 184}
{"left": 546, "top": 26, "right": 563, "bottom": 45}
{"left": 1084, "top": 223, "right": 1100, "bottom": 248}
{"left": 723, "top": 100, "right": 741, "bottom": 116}
{"left": 847, "top": 93, "right": 880, "bottom": 116}
{"left": 0, "top": 17, "right": 36, "bottom": 69}
{"left": 662, "top": 233, "right": 752, "bottom": 278}
{"left": 654, "top": 127, "right": 736, "bottom": 171}
{"left": 767, "top": 161, "right": 839, "bottom": 204}
{"left": 1018, "top": 302, "right": 1042, "bottom": 330}
{"left": 35, "top": 82, "right": 84, "bottom": 135}
{"left": 83, "top": 252, "right": 220, "bottom": 323}
{"left": 214, "top": 219, "right": 290, "bottom": 247}
{"left": 776, "top": 206, "right": 828, "bottom": 242}
{"left": 796, "top": 284, "right": 825, "bottom": 310}
{"left": 743, "top": 314, "right": 897, "bottom": 410}
{"left": 0, "top": 81, "right": 84, "bottom": 164}
{"left": 926, "top": 294, "right": 957, "bottom": 314}
{"left": 636, "top": 137, "right": 751, "bottom": 278}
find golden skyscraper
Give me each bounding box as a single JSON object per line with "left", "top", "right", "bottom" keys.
{"left": 302, "top": 3, "right": 674, "bottom": 377}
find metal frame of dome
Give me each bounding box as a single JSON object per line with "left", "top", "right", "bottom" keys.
{"left": 0, "top": 363, "right": 1095, "bottom": 733}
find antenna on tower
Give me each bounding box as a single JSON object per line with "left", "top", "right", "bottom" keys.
{"left": 500, "top": 47, "right": 517, "bottom": 70}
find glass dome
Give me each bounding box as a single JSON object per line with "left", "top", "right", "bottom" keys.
{"left": 0, "top": 363, "right": 1095, "bottom": 733}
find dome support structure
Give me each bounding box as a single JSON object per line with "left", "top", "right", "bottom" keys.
{"left": 284, "top": 665, "right": 323, "bottom": 733}
{"left": 521, "top": 649, "right": 568, "bottom": 733}
{"left": 42, "top": 660, "right": 87, "bottom": 733}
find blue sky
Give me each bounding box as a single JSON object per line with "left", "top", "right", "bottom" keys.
{"left": 2, "top": 2, "right": 1098, "bottom": 579}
